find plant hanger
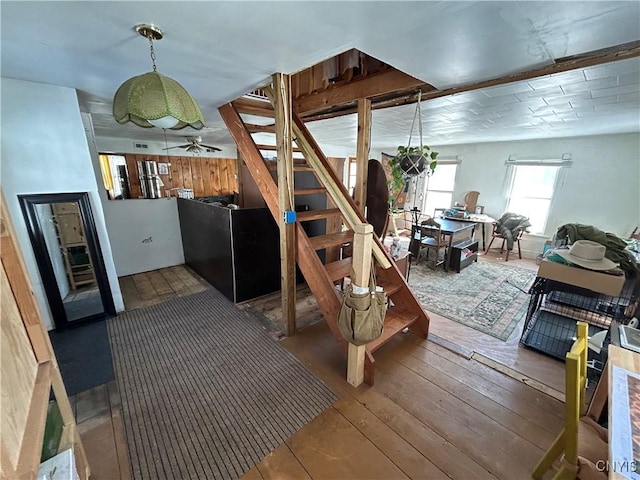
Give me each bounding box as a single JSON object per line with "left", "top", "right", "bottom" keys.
{"left": 407, "top": 90, "right": 425, "bottom": 153}
{"left": 397, "top": 90, "right": 438, "bottom": 177}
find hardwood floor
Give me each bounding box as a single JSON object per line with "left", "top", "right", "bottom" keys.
{"left": 428, "top": 250, "right": 566, "bottom": 393}
{"left": 75, "top": 261, "right": 564, "bottom": 479}
{"left": 71, "top": 381, "right": 131, "bottom": 479}
{"left": 242, "top": 250, "right": 566, "bottom": 394}
{"left": 243, "top": 319, "right": 564, "bottom": 479}
{"left": 118, "top": 264, "right": 208, "bottom": 310}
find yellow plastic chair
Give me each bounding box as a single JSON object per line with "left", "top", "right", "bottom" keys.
{"left": 532, "top": 321, "right": 609, "bottom": 480}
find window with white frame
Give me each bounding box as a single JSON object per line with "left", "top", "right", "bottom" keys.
{"left": 506, "top": 165, "right": 560, "bottom": 235}
{"left": 346, "top": 157, "right": 357, "bottom": 197}
{"left": 421, "top": 163, "right": 458, "bottom": 217}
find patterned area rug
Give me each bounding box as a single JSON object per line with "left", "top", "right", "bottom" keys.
{"left": 109, "top": 288, "right": 337, "bottom": 479}
{"left": 408, "top": 260, "right": 536, "bottom": 340}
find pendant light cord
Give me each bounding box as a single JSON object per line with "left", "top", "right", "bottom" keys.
{"left": 148, "top": 36, "right": 157, "bottom": 71}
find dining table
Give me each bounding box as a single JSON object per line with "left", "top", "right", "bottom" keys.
{"left": 426, "top": 218, "right": 477, "bottom": 272}
{"left": 443, "top": 214, "right": 496, "bottom": 251}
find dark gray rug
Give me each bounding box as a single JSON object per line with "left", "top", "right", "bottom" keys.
{"left": 108, "top": 288, "right": 337, "bottom": 480}
{"left": 49, "top": 319, "right": 114, "bottom": 396}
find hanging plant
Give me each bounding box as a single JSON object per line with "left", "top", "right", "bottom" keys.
{"left": 386, "top": 90, "right": 438, "bottom": 209}
{"left": 392, "top": 145, "right": 438, "bottom": 176}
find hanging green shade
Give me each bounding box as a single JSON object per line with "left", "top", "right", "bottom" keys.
{"left": 113, "top": 71, "right": 205, "bottom": 130}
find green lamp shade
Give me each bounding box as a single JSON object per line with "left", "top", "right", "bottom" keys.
{"left": 113, "top": 71, "right": 205, "bottom": 130}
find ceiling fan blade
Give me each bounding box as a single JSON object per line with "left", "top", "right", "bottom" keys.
{"left": 200, "top": 144, "right": 222, "bottom": 151}
{"left": 162, "top": 144, "right": 190, "bottom": 150}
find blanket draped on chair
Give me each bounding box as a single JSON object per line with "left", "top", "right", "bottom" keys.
{"left": 496, "top": 213, "right": 531, "bottom": 250}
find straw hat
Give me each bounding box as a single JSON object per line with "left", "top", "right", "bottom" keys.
{"left": 554, "top": 240, "right": 618, "bottom": 271}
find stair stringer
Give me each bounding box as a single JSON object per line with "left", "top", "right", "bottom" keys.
{"left": 219, "top": 103, "right": 346, "bottom": 347}
{"left": 291, "top": 113, "right": 431, "bottom": 338}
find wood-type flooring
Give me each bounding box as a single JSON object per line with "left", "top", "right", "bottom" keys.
{"left": 75, "top": 260, "right": 564, "bottom": 479}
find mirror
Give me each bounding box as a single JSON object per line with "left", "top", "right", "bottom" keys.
{"left": 19, "top": 193, "right": 115, "bottom": 328}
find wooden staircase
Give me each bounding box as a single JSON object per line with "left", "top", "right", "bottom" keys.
{"left": 219, "top": 99, "right": 430, "bottom": 385}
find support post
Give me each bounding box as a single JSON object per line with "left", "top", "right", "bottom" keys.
{"left": 273, "top": 73, "right": 296, "bottom": 336}
{"left": 354, "top": 98, "right": 371, "bottom": 214}
{"left": 347, "top": 222, "right": 374, "bottom": 387}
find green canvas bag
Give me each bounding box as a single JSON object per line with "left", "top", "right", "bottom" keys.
{"left": 337, "top": 269, "right": 387, "bottom": 346}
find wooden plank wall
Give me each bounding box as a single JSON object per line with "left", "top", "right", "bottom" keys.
{"left": 123, "top": 154, "right": 238, "bottom": 199}
{"left": 0, "top": 266, "right": 39, "bottom": 471}
{"left": 292, "top": 50, "right": 389, "bottom": 99}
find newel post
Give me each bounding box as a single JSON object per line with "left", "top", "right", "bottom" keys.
{"left": 347, "top": 222, "right": 374, "bottom": 387}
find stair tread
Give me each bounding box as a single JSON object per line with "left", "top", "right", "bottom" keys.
{"left": 297, "top": 208, "right": 342, "bottom": 221}
{"left": 377, "top": 278, "right": 402, "bottom": 296}
{"left": 325, "top": 258, "right": 352, "bottom": 282}
{"left": 309, "top": 231, "right": 353, "bottom": 251}
{"left": 367, "top": 306, "right": 420, "bottom": 353}
{"left": 256, "top": 143, "right": 303, "bottom": 153}
{"left": 324, "top": 259, "right": 403, "bottom": 295}
{"left": 294, "top": 187, "right": 326, "bottom": 195}
{"left": 266, "top": 164, "right": 314, "bottom": 172}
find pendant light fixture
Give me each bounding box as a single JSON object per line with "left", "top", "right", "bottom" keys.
{"left": 113, "top": 24, "right": 204, "bottom": 130}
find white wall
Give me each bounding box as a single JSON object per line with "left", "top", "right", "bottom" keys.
{"left": 397, "top": 133, "right": 640, "bottom": 257}
{"left": 1, "top": 78, "right": 125, "bottom": 330}
{"left": 82, "top": 125, "right": 186, "bottom": 277}
{"left": 101, "top": 198, "right": 185, "bottom": 276}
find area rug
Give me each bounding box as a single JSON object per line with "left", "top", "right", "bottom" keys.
{"left": 49, "top": 319, "right": 114, "bottom": 396}
{"left": 408, "top": 260, "right": 536, "bottom": 341}
{"left": 108, "top": 288, "right": 337, "bottom": 480}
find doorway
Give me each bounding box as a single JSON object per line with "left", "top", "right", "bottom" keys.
{"left": 19, "top": 192, "right": 115, "bottom": 328}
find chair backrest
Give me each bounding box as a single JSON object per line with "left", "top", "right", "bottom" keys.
{"left": 420, "top": 217, "right": 442, "bottom": 244}
{"left": 565, "top": 321, "right": 589, "bottom": 466}
{"left": 433, "top": 207, "right": 447, "bottom": 218}
{"left": 464, "top": 191, "right": 479, "bottom": 214}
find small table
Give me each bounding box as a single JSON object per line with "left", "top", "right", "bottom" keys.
{"left": 443, "top": 214, "right": 496, "bottom": 251}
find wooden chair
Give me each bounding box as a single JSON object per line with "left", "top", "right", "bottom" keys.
{"left": 484, "top": 222, "right": 527, "bottom": 261}
{"left": 414, "top": 217, "right": 446, "bottom": 269}
{"left": 532, "top": 321, "right": 608, "bottom": 480}
{"left": 463, "top": 191, "right": 479, "bottom": 214}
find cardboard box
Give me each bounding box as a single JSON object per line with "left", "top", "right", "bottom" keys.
{"left": 537, "top": 259, "right": 625, "bottom": 297}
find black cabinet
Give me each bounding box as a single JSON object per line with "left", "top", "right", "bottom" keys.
{"left": 177, "top": 199, "right": 282, "bottom": 303}
{"left": 449, "top": 238, "right": 478, "bottom": 273}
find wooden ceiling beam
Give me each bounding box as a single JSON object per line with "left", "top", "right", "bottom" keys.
{"left": 294, "top": 70, "right": 435, "bottom": 116}
{"left": 300, "top": 40, "right": 640, "bottom": 122}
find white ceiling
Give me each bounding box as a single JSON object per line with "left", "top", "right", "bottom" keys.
{"left": 2, "top": 1, "right": 639, "bottom": 151}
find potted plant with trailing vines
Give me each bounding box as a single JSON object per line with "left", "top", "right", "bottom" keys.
{"left": 387, "top": 145, "right": 438, "bottom": 209}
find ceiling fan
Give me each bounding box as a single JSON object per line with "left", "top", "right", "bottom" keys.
{"left": 163, "top": 136, "right": 222, "bottom": 153}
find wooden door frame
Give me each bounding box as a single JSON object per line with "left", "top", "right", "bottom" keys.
{"left": 18, "top": 192, "right": 116, "bottom": 328}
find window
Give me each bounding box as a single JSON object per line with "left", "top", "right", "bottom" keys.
{"left": 506, "top": 165, "right": 560, "bottom": 235}
{"left": 421, "top": 163, "right": 458, "bottom": 217}
{"left": 346, "top": 157, "right": 357, "bottom": 196}
{"left": 99, "top": 154, "right": 131, "bottom": 200}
